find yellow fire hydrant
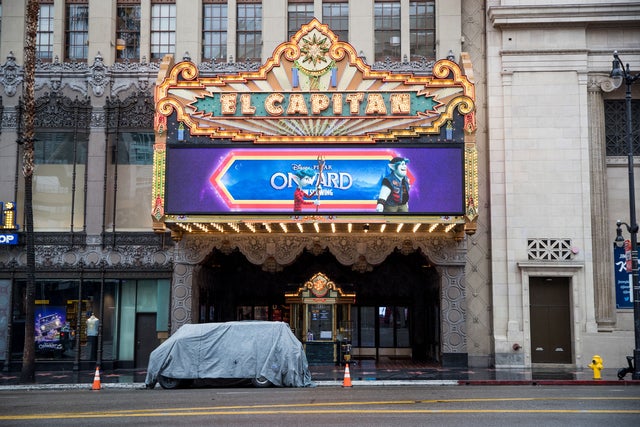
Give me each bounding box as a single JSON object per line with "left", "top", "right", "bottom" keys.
{"left": 588, "top": 355, "right": 603, "bottom": 380}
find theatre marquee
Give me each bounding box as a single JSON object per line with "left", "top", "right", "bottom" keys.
{"left": 152, "top": 19, "right": 478, "bottom": 237}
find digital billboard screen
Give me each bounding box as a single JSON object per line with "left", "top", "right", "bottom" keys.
{"left": 164, "top": 146, "right": 464, "bottom": 216}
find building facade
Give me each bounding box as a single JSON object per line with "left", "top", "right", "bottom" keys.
{"left": 0, "top": 0, "right": 638, "bottom": 373}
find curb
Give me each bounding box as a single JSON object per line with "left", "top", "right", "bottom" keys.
{"left": 459, "top": 379, "right": 640, "bottom": 386}
{"left": 3, "top": 379, "right": 640, "bottom": 390}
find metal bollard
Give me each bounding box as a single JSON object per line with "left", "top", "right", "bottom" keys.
{"left": 588, "top": 355, "right": 603, "bottom": 380}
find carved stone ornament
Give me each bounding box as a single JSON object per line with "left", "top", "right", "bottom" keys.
{"left": 87, "top": 53, "right": 109, "bottom": 96}
{"left": 0, "top": 52, "right": 23, "bottom": 97}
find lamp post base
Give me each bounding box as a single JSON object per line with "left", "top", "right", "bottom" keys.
{"left": 634, "top": 349, "right": 640, "bottom": 380}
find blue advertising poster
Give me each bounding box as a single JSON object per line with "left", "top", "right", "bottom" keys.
{"left": 165, "top": 146, "right": 464, "bottom": 216}
{"left": 614, "top": 245, "right": 634, "bottom": 309}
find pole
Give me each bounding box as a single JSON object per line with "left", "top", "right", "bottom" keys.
{"left": 623, "top": 74, "right": 640, "bottom": 380}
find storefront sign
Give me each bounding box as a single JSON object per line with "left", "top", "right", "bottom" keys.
{"left": 0, "top": 234, "right": 17, "bottom": 245}
{"left": 165, "top": 146, "right": 464, "bottom": 215}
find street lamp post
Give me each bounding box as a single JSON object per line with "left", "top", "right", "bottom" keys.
{"left": 610, "top": 51, "right": 640, "bottom": 380}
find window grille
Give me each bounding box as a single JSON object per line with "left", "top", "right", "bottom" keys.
{"left": 605, "top": 100, "right": 640, "bottom": 157}
{"left": 527, "top": 239, "right": 573, "bottom": 261}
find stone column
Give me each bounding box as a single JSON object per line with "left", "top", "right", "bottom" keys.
{"left": 170, "top": 261, "right": 195, "bottom": 333}
{"left": 588, "top": 75, "right": 617, "bottom": 330}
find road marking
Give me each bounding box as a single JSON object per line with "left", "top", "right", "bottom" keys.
{"left": 2, "top": 408, "right": 640, "bottom": 420}
{"left": 2, "top": 397, "right": 640, "bottom": 420}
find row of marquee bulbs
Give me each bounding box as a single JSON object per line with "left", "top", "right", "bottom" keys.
{"left": 175, "top": 222, "right": 458, "bottom": 234}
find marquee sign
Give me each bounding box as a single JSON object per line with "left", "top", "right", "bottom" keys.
{"left": 152, "top": 19, "right": 478, "bottom": 233}
{"left": 155, "top": 19, "right": 475, "bottom": 144}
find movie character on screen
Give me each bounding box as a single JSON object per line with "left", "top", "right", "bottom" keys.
{"left": 292, "top": 167, "right": 320, "bottom": 212}
{"left": 376, "top": 157, "right": 410, "bottom": 212}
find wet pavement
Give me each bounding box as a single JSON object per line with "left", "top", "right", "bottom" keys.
{"left": 1, "top": 359, "right": 639, "bottom": 389}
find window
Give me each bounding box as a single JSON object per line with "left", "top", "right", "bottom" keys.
{"left": 605, "top": 100, "right": 640, "bottom": 156}
{"left": 36, "top": 2, "right": 54, "bottom": 60}
{"left": 288, "top": 2, "right": 313, "bottom": 40}
{"left": 110, "top": 131, "right": 155, "bottom": 231}
{"left": 66, "top": 2, "right": 89, "bottom": 61}
{"left": 32, "top": 132, "right": 88, "bottom": 231}
{"left": 322, "top": 1, "right": 348, "bottom": 42}
{"left": 236, "top": 2, "right": 262, "bottom": 61}
{"left": 203, "top": 1, "right": 228, "bottom": 61}
{"left": 351, "top": 305, "right": 410, "bottom": 348}
{"left": 374, "top": 1, "right": 400, "bottom": 62}
{"left": 409, "top": 0, "right": 435, "bottom": 60}
{"left": 151, "top": 2, "right": 176, "bottom": 60}
{"left": 117, "top": 3, "right": 141, "bottom": 61}
{"left": 379, "top": 306, "right": 409, "bottom": 347}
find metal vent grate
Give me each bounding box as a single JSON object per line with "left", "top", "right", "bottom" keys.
{"left": 527, "top": 238, "right": 573, "bottom": 261}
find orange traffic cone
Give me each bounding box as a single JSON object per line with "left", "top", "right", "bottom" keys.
{"left": 342, "top": 363, "right": 352, "bottom": 388}
{"left": 91, "top": 366, "right": 101, "bottom": 390}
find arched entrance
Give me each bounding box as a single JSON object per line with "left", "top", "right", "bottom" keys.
{"left": 170, "top": 234, "right": 468, "bottom": 367}
{"left": 196, "top": 248, "right": 439, "bottom": 362}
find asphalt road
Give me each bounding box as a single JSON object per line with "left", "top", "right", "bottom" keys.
{"left": 1, "top": 385, "right": 639, "bottom": 426}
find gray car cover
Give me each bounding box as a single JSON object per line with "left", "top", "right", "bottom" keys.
{"left": 145, "top": 321, "right": 314, "bottom": 388}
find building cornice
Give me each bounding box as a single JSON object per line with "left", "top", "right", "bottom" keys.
{"left": 489, "top": 3, "right": 640, "bottom": 28}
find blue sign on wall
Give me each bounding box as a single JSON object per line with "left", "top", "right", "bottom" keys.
{"left": 614, "top": 245, "right": 634, "bottom": 309}
{"left": 0, "top": 234, "right": 18, "bottom": 245}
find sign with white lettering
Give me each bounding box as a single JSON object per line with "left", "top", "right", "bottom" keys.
{"left": 0, "top": 234, "right": 17, "bottom": 245}
{"left": 614, "top": 245, "right": 635, "bottom": 309}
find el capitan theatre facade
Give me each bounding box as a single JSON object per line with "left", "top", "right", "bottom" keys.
{"left": 153, "top": 20, "right": 477, "bottom": 367}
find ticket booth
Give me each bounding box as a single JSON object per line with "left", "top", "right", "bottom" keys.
{"left": 285, "top": 272, "right": 355, "bottom": 365}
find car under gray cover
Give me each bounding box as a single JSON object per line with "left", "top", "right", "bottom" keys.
{"left": 145, "top": 321, "right": 314, "bottom": 388}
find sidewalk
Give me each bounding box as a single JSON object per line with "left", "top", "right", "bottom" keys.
{"left": 1, "top": 360, "right": 638, "bottom": 390}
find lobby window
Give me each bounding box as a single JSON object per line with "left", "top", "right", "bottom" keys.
{"left": 409, "top": 0, "right": 435, "bottom": 60}
{"left": 322, "top": 1, "right": 348, "bottom": 42}
{"left": 374, "top": 1, "right": 400, "bottom": 62}
{"left": 237, "top": 1, "right": 262, "bottom": 61}
{"left": 151, "top": 2, "right": 176, "bottom": 60}
{"left": 288, "top": 1, "right": 313, "bottom": 40}
{"left": 36, "top": 2, "right": 54, "bottom": 61}
{"left": 203, "top": 1, "right": 228, "bottom": 61}
{"left": 605, "top": 100, "right": 640, "bottom": 156}
{"left": 117, "top": 2, "right": 141, "bottom": 61}
{"left": 65, "top": 1, "right": 88, "bottom": 61}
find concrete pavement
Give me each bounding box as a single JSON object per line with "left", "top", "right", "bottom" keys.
{"left": 1, "top": 359, "right": 638, "bottom": 390}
